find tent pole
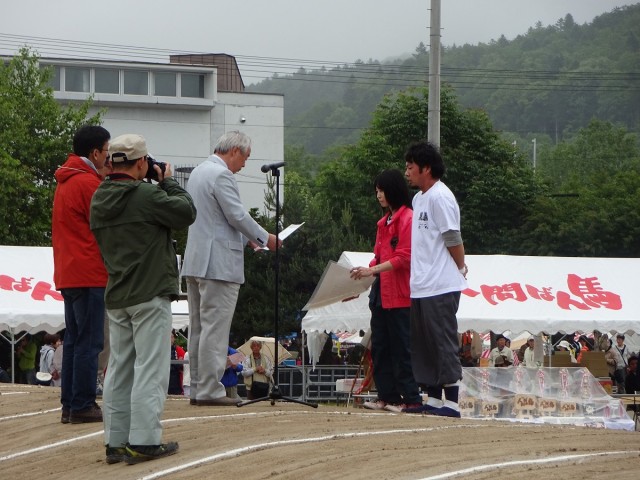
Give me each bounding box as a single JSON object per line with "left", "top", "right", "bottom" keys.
{"left": 7, "top": 327, "right": 16, "bottom": 384}
{"left": 301, "top": 330, "right": 306, "bottom": 402}
{"left": 11, "top": 328, "right": 15, "bottom": 383}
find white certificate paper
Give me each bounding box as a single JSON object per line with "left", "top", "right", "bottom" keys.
{"left": 278, "top": 222, "right": 304, "bottom": 241}
{"left": 302, "top": 260, "right": 375, "bottom": 311}
{"left": 256, "top": 222, "right": 305, "bottom": 250}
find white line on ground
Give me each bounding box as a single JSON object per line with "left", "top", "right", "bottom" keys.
{"left": 137, "top": 425, "right": 481, "bottom": 480}
{"left": 0, "top": 407, "right": 532, "bottom": 465}
{"left": 0, "top": 408, "right": 60, "bottom": 423}
{"left": 0, "top": 431, "right": 103, "bottom": 462}
{"left": 416, "top": 451, "right": 637, "bottom": 479}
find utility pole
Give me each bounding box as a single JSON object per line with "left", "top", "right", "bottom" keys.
{"left": 427, "top": 0, "right": 441, "bottom": 147}
{"left": 532, "top": 138, "right": 537, "bottom": 170}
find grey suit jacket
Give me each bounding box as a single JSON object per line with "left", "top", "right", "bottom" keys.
{"left": 182, "top": 155, "right": 268, "bottom": 284}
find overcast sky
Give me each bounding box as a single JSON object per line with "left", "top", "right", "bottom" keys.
{"left": 0, "top": 0, "right": 635, "bottom": 84}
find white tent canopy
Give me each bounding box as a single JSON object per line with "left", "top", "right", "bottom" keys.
{"left": 302, "top": 252, "right": 640, "bottom": 338}
{"left": 1, "top": 246, "right": 65, "bottom": 334}
{"left": 0, "top": 245, "right": 190, "bottom": 334}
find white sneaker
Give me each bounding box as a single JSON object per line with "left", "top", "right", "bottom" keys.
{"left": 383, "top": 403, "right": 406, "bottom": 413}
{"left": 363, "top": 399, "right": 387, "bottom": 410}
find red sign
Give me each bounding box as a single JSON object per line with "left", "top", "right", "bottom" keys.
{"left": 0, "top": 274, "right": 63, "bottom": 302}
{"left": 463, "top": 274, "right": 622, "bottom": 311}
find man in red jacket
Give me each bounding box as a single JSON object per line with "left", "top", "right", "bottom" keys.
{"left": 52, "top": 125, "right": 110, "bottom": 424}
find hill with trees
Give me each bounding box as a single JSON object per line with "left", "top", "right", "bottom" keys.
{"left": 248, "top": 4, "right": 640, "bottom": 158}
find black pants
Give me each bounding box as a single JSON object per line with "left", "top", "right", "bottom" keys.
{"left": 370, "top": 306, "right": 421, "bottom": 405}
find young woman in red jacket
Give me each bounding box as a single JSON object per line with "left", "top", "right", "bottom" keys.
{"left": 351, "top": 169, "right": 422, "bottom": 412}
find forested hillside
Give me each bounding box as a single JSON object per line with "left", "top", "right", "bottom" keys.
{"left": 248, "top": 4, "right": 640, "bottom": 157}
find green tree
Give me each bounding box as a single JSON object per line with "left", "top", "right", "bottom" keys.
{"left": 313, "top": 86, "right": 541, "bottom": 254}
{"left": 537, "top": 119, "right": 639, "bottom": 188}
{"left": 518, "top": 121, "right": 640, "bottom": 257}
{"left": 0, "top": 47, "right": 102, "bottom": 245}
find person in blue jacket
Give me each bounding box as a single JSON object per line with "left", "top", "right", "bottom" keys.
{"left": 222, "top": 346, "right": 244, "bottom": 399}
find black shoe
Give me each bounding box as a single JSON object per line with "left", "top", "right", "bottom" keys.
{"left": 105, "top": 446, "right": 127, "bottom": 464}
{"left": 61, "top": 407, "right": 70, "bottom": 424}
{"left": 125, "top": 442, "right": 179, "bottom": 464}
{"left": 430, "top": 406, "right": 461, "bottom": 418}
{"left": 70, "top": 402, "right": 103, "bottom": 424}
{"left": 402, "top": 403, "right": 438, "bottom": 414}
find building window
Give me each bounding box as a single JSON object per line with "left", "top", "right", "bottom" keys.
{"left": 181, "top": 73, "right": 205, "bottom": 98}
{"left": 65, "top": 67, "right": 90, "bottom": 92}
{"left": 95, "top": 68, "right": 119, "bottom": 94}
{"left": 154, "top": 72, "right": 176, "bottom": 97}
{"left": 41, "top": 65, "right": 60, "bottom": 91}
{"left": 123, "top": 70, "right": 148, "bottom": 95}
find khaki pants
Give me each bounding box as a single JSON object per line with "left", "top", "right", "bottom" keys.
{"left": 103, "top": 296, "right": 171, "bottom": 447}
{"left": 186, "top": 277, "right": 240, "bottom": 401}
{"left": 97, "top": 311, "right": 110, "bottom": 382}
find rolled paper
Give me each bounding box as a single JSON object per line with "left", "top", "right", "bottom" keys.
{"left": 537, "top": 368, "right": 545, "bottom": 395}
{"left": 580, "top": 370, "right": 590, "bottom": 397}
{"left": 559, "top": 368, "right": 569, "bottom": 399}
{"left": 481, "top": 368, "right": 490, "bottom": 394}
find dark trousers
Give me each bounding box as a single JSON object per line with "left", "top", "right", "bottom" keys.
{"left": 370, "top": 306, "right": 421, "bottom": 404}
{"left": 410, "top": 292, "right": 462, "bottom": 388}
{"left": 61, "top": 288, "right": 105, "bottom": 412}
{"left": 614, "top": 368, "right": 626, "bottom": 394}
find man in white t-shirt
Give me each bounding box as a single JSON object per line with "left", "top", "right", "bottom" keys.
{"left": 521, "top": 336, "right": 537, "bottom": 368}
{"left": 403, "top": 141, "right": 468, "bottom": 417}
{"left": 614, "top": 333, "right": 631, "bottom": 391}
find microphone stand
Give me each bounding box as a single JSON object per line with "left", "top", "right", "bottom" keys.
{"left": 239, "top": 164, "right": 317, "bottom": 408}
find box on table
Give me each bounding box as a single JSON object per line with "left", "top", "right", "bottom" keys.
{"left": 581, "top": 351, "right": 609, "bottom": 377}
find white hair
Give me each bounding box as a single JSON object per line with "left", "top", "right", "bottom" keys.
{"left": 214, "top": 131, "right": 251, "bottom": 155}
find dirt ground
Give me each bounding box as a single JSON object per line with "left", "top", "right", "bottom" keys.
{"left": 1, "top": 384, "right": 639, "bottom": 480}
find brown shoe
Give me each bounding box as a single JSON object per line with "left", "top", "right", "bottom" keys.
{"left": 196, "top": 397, "right": 241, "bottom": 406}
{"left": 70, "top": 403, "right": 103, "bottom": 423}
{"left": 189, "top": 398, "right": 196, "bottom": 405}
{"left": 61, "top": 407, "right": 70, "bottom": 424}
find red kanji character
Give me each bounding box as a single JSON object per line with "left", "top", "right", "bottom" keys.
{"left": 0, "top": 275, "right": 33, "bottom": 292}
{"left": 480, "top": 283, "right": 527, "bottom": 306}
{"left": 0, "top": 274, "right": 16, "bottom": 291}
{"left": 462, "top": 288, "right": 481, "bottom": 298}
{"left": 525, "top": 284, "right": 555, "bottom": 302}
{"left": 31, "top": 281, "right": 63, "bottom": 302}
{"left": 13, "top": 277, "right": 33, "bottom": 292}
{"left": 561, "top": 274, "right": 622, "bottom": 310}
{"left": 556, "top": 291, "right": 591, "bottom": 311}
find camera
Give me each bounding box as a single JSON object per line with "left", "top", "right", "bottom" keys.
{"left": 145, "top": 154, "right": 167, "bottom": 182}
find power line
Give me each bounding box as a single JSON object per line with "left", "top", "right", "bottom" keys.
{"left": 2, "top": 32, "right": 638, "bottom": 90}
{"left": 3, "top": 33, "right": 638, "bottom": 135}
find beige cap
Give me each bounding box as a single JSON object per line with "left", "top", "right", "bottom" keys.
{"left": 109, "top": 134, "right": 148, "bottom": 162}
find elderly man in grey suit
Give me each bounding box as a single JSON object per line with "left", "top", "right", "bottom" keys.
{"left": 182, "top": 131, "right": 278, "bottom": 406}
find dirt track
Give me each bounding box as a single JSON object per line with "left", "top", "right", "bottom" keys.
{"left": 1, "top": 384, "right": 639, "bottom": 480}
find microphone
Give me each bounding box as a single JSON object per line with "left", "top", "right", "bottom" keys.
{"left": 260, "top": 162, "right": 286, "bottom": 173}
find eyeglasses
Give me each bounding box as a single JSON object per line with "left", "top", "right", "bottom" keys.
{"left": 97, "top": 148, "right": 110, "bottom": 161}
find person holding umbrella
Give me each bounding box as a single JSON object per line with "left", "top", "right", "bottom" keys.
{"left": 241, "top": 340, "right": 273, "bottom": 399}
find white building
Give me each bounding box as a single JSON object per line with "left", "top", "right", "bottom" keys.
{"left": 42, "top": 54, "right": 283, "bottom": 211}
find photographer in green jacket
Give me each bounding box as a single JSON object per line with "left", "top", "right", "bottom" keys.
{"left": 90, "top": 134, "right": 196, "bottom": 465}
